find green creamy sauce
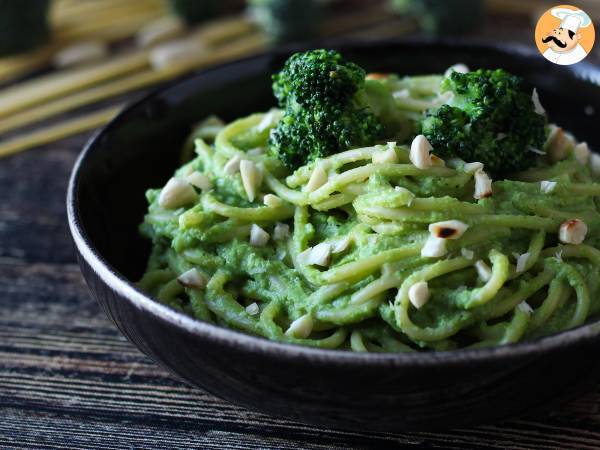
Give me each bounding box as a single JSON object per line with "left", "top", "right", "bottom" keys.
{"left": 139, "top": 105, "right": 600, "bottom": 352}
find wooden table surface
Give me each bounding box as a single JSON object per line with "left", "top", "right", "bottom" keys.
{"left": 3, "top": 43, "right": 600, "bottom": 449}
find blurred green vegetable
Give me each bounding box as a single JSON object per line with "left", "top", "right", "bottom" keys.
{"left": 389, "top": 0, "right": 483, "bottom": 35}
{"left": 248, "top": 0, "right": 322, "bottom": 44}
{"left": 0, "top": 0, "right": 51, "bottom": 56}
{"left": 169, "top": 0, "right": 221, "bottom": 25}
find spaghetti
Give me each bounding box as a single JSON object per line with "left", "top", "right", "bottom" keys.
{"left": 139, "top": 69, "right": 600, "bottom": 352}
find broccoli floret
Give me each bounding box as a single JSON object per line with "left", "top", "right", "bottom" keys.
{"left": 272, "top": 49, "right": 367, "bottom": 109}
{"left": 421, "top": 68, "right": 546, "bottom": 175}
{"left": 271, "top": 105, "right": 384, "bottom": 169}
{"left": 269, "top": 49, "right": 385, "bottom": 169}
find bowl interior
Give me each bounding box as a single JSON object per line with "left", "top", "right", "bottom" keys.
{"left": 73, "top": 40, "right": 600, "bottom": 323}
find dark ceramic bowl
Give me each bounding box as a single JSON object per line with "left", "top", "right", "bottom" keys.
{"left": 67, "top": 41, "right": 600, "bottom": 431}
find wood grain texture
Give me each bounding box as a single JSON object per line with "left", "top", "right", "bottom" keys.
{"left": 3, "top": 57, "right": 600, "bottom": 450}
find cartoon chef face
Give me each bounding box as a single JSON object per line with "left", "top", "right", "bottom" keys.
{"left": 537, "top": 7, "right": 593, "bottom": 65}
{"left": 542, "top": 26, "right": 581, "bottom": 53}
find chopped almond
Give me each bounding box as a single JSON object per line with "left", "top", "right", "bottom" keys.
{"left": 475, "top": 260, "right": 492, "bottom": 282}
{"left": 249, "top": 224, "right": 270, "bottom": 247}
{"left": 186, "top": 171, "right": 212, "bottom": 191}
{"left": 159, "top": 178, "right": 197, "bottom": 209}
{"left": 559, "top": 219, "right": 587, "bottom": 245}
{"left": 421, "top": 235, "right": 447, "bottom": 258}
{"left": 474, "top": 170, "right": 493, "bottom": 199}
{"left": 177, "top": 268, "right": 207, "bottom": 289}
{"left": 428, "top": 220, "right": 469, "bottom": 240}
{"left": 408, "top": 281, "right": 430, "bottom": 309}
{"left": 410, "top": 135, "right": 433, "bottom": 169}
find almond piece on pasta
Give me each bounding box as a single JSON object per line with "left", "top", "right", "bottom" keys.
{"left": 249, "top": 224, "right": 270, "bottom": 247}
{"left": 410, "top": 134, "right": 433, "bottom": 169}
{"left": 429, "top": 220, "right": 469, "bottom": 240}
{"left": 421, "top": 235, "right": 447, "bottom": 258}
{"left": 298, "top": 242, "right": 332, "bottom": 266}
{"left": 186, "top": 171, "right": 212, "bottom": 191}
{"left": 240, "top": 159, "right": 261, "bottom": 202}
{"left": 408, "top": 281, "right": 430, "bottom": 309}
{"left": 474, "top": 169, "right": 493, "bottom": 199}
{"left": 559, "top": 219, "right": 587, "bottom": 245}
{"left": 177, "top": 268, "right": 207, "bottom": 289}
{"left": 159, "top": 178, "right": 197, "bottom": 209}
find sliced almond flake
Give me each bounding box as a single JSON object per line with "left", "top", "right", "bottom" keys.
{"left": 559, "top": 219, "right": 588, "bottom": 245}
{"left": 186, "top": 171, "right": 212, "bottom": 191}
{"left": 475, "top": 260, "right": 492, "bottom": 282}
{"left": 574, "top": 142, "right": 591, "bottom": 165}
{"left": 159, "top": 177, "right": 197, "bottom": 209}
{"left": 177, "top": 268, "right": 207, "bottom": 289}
{"left": 249, "top": 224, "right": 270, "bottom": 247}
{"left": 464, "top": 162, "right": 484, "bottom": 173}
{"left": 516, "top": 252, "right": 530, "bottom": 273}
{"left": 410, "top": 135, "right": 433, "bottom": 169}
{"left": 372, "top": 147, "right": 398, "bottom": 164}
{"left": 240, "top": 159, "right": 261, "bottom": 201}
{"left": 540, "top": 180, "right": 557, "bottom": 194}
{"left": 421, "top": 235, "right": 447, "bottom": 258}
{"left": 263, "top": 193, "right": 283, "bottom": 208}
{"left": 545, "top": 125, "right": 575, "bottom": 162}
{"left": 331, "top": 235, "right": 351, "bottom": 254}
{"left": 408, "top": 281, "right": 430, "bottom": 309}
{"left": 528, "top": 146, "right": 547, "bottom": 155}
{"left": 224, "top": 154, "right": 242, "bottom": 175}
{"left": 428, "top": 220, "right": 469, "bottom": 240}
{"left": 474, "top": 169, "right": 493, "bottom": 199}
{"left": 518, "top": 301, "right": 534, "bottom": 315}
{"left": 245, "top": 302, "right": 260, "bottom": 315}
{"left": 531, "top": 88, "right": 546, "bottom": 115}
{"left": 298, "top": 242, "right": 331, "bottom": 266}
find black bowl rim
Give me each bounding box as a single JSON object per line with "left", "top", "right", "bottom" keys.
{"left": 67, "top": 39, "right": 600, "bottom": 368}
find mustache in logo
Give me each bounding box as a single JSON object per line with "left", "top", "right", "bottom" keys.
{"left": 542, "top": 35, "right": 567, "bottom": 48}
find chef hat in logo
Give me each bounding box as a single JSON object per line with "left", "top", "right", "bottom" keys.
{"left": 551, "top": 7, "right": 592, "bottom": 33}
